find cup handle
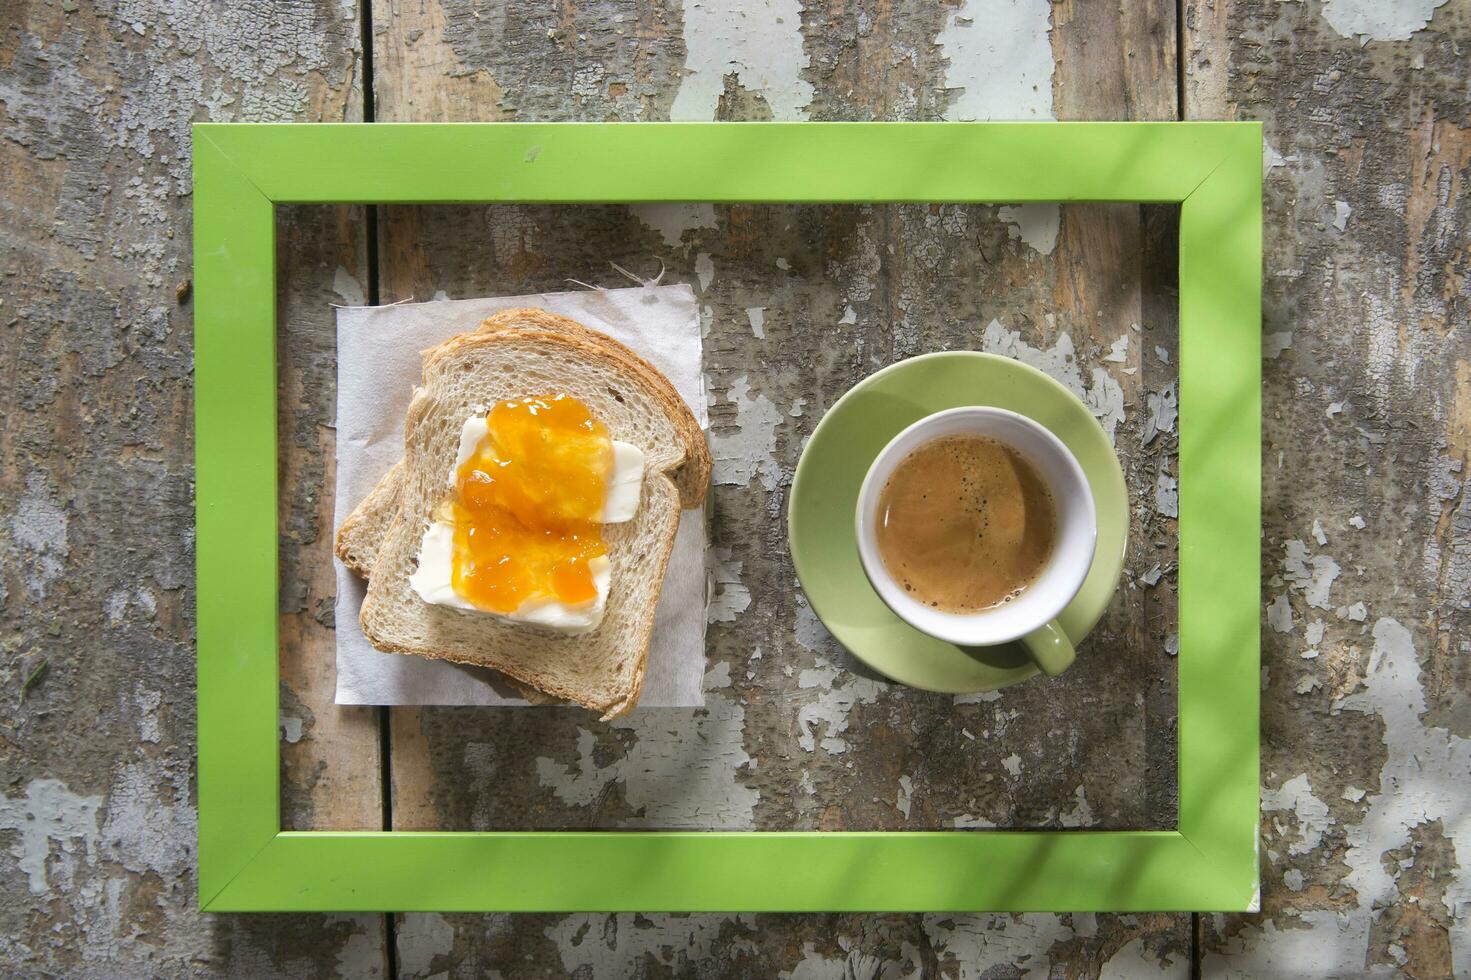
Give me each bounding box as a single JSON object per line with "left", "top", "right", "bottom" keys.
{"left": 1021, "top": 620, "right": 1075, "bottom": 677}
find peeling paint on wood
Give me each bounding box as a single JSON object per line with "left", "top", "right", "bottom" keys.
{"left": 12, "top": 0, "right": 1464, "bottom": 973}
{"left": 1321, "top": 0, "right": 1450, "bottom": 42}
{"left": 670, "top": 0, "right": 814, "bottom": 122}
{"left": 1, "top": 0, "right": 385, "bottom": 972}
{"left": 1188, "top": 0, "right": 1471, "bottom": 974}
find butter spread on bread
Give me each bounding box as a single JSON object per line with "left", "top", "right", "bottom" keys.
{"left": 408, "top": 401, "right": 646, "bottom": 634}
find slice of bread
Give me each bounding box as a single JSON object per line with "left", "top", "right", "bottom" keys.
{"left": 336, "top": 460, "right": 404, "bottom": 578}
{"left": 334, "top": 308, "right": 709, "bottom": 576}
{"left": 357, "top": 326, "right": 707, "bottom": 719}
{"left": 338, "top": 459, "right": 560, "bottom": 706}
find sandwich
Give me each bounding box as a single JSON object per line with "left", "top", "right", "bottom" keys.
{"left": 337, "top": 308, "right": 710, "bottom": 719}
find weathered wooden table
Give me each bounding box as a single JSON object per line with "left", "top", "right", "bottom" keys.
{"left": 3, "top": 0, "right": 1467, "bottom": 976}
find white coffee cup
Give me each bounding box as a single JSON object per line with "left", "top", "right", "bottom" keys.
{"left": 854, "top": 407, "right": 1097, "bottom": 676}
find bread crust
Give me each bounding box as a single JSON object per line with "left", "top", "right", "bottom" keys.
{"left": 334, "top": 460, "right": 404, "bottom": 578}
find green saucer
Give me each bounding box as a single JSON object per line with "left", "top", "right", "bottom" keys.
{"left": 788, "top": 351, "right": 1128, "bottom": 693}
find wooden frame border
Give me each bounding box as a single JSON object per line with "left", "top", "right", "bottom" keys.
{"left": 193, "top": 122, "right": 1261, "bottom": 912}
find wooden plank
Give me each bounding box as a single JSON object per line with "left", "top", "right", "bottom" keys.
{"left": 370, "top": 0, "right": 1193, "bottom": 974}
{"left": 277, "top": 203, "right": 385, "bottom": 835}
{"left": 0, "top": 0, "right": 385, "bottom": 973}
{"left": 1185, "top": 1, "right": 1471, "bottom": 976}
{"left": 1052, "top": 0, "right": 1183, "bottom": 836}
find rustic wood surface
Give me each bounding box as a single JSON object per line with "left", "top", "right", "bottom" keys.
{"left": 1, "top": 1, "right": 1466, "bottom": 978}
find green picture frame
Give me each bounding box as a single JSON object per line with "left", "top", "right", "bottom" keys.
{"left": 193, "top": 121, "right": 1261, "bottom": 913}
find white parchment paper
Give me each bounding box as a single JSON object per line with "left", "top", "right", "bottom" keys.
{"left": 332, "top": 285, "right": 708, "bottom": 707}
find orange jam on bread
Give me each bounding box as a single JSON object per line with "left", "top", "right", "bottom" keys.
{"left": 449, "top": 395, "right": 612, "bottom": 612}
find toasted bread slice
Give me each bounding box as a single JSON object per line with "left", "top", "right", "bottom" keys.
{"left": 357, "top": 327, "right": 704, "bottom": 718}
{"left": 336, "top": 460, "right": 404, "bottom": 578}
{"left": 334, "top": 308, "right": 709, "bottom": 576}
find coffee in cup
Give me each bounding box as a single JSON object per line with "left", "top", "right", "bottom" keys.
{"left": 875, "top": 433, "right": 1057, "bottom": 613}
{"left": 855, "top": 407, "right": 1097, "bottom": 676}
